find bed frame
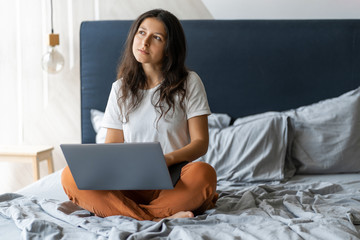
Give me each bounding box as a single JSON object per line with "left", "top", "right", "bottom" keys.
{"left": 80, "top": 19, "right": 360, "bottom": 143}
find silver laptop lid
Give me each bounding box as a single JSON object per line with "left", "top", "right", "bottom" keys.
{"left": 60, "top": 142, "right": 173, "bottom": 190}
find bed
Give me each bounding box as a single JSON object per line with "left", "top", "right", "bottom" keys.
{"left": 1, "top": 19, "right": 360, "bottom": 239}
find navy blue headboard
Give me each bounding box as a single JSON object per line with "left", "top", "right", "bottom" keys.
{"left": 80, "top": 20, "right": 360, "bottom": 143}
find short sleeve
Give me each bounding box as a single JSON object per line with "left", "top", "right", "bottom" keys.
{"left": 101, "top": 80, "right": 123, "bottom": 130}
{"left": 185, "top": 72, "right": 211, "bottom": 119}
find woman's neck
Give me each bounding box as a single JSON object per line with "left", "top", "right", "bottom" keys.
{"left": 142, "top": 64, "right": 163, "bottom": 89}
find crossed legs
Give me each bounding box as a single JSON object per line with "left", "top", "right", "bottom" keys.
{"left": 61, "top": 161, "right": 218, "bottom": 221}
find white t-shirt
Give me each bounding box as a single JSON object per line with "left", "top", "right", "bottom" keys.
{"left": 102, "top": 71, "right": 211, "bottom": 154}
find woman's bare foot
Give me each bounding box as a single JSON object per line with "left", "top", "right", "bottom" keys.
{"left": 166, "top": 211, "right": 194, "bottom": 219}
{"left": 153, "top": 211, "right": 194, "bottom": 222}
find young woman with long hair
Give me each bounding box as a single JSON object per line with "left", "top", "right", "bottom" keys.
{"left": 61, "top": 9, "right": 218, "bottom": 221}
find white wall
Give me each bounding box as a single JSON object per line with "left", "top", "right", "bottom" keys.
{"left": 202, "top": 0, "right": 360, "bottom": 19}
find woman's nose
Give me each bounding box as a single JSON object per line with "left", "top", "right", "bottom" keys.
{"left": 142, "top": 36, "right": 150, "bottom": 46}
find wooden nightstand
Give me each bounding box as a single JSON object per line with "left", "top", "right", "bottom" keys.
{"left": 0, "top": 145, "right": 54, "bottom": 181}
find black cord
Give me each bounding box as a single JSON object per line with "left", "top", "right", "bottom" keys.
{"left": 50, "top": 0, "right": 54, "bottom": 33}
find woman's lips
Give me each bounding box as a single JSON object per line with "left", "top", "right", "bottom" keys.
{"left": 138, "top": 49, "right": 149, "bottom": 55}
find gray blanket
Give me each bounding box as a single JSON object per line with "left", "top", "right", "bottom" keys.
{"left": 1, "top": 181, "right": 360, "bottom": 240}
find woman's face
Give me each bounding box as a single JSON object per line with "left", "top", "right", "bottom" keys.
{"left": 132, "top": 17, "right": 167, "bottom": 69}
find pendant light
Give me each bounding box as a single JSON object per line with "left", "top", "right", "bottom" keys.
{"left": 42, "top": 0, "right": 64, "bottom": 74}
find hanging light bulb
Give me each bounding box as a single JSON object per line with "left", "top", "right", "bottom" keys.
{"left": 42, "top": 34, "right": 64, "bottom": 73}
{"left": 42, "top": 0, "right": 64, "bottom": 74}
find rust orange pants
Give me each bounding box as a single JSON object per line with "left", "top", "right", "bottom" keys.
{"left": 61, "top": 161, "right": 218, "bottom": 221}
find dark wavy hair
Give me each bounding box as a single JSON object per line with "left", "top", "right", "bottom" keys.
{"left": 116, "top": 9, "right": 188, "bottom": 124}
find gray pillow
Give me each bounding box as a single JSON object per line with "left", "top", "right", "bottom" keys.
{"left": 208, "top": 113, "right": 231, "bottom": 128}
{"left": 198, "top": 114, "right": 290, "bottom": 183}
{"left": 285, "top": 87, "right": 360, "bottom": 174}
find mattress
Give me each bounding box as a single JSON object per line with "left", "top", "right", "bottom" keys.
{"left": 1, "top": 170, "right": 360, "bottom": 239}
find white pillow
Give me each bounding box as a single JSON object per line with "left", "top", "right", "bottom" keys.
{"left": 90, "top": 109, "right": 107, "bottom": 143}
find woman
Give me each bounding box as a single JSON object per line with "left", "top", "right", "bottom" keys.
{"left": 61, "top": 9, "right": 218, "bottom": 221}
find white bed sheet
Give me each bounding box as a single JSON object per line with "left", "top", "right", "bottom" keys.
{"left": 0, "top": 170, "right": 67, "bottom": 239}
{"left": 16, "top": 169, "right": 68, "bottom": 202}
{"left": 16, "top": 169, "right": 360, "bottom": 200}
{"left": 1, "top": 170, "right": 360, "bottom": 239}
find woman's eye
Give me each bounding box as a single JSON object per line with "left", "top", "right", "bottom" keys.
{"left": 138, "top": 30, "right": 145, "bottom": 35}
{"left": 154, "top": 36, "right": 161, "bottom": 41}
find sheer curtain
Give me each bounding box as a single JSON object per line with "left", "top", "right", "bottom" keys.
{"left": 0, "top": 0, "right": 87, "bottom": 165}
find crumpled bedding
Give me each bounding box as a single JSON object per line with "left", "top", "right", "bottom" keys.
{"left": 1, "top": 178, "right": 360, "bottom": 240}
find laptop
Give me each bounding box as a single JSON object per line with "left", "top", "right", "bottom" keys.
{"left": 60, "top": 142, "right": 183, "bottom": 190}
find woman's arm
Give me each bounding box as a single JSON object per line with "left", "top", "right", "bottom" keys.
{"left": 164, "top": 115, "right": 209, "bottom": 166}
{"left": 105, "top": 128, "right": 125, "bottom": 143}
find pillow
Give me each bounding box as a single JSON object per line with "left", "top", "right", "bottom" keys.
{"left": 233, "top": 111, "right": 280, "bottom": 126}
{"left": 208, "top": 113, "right": 231, "bottom": 128}
{"left": 198, "top": 114, "right": 290, "bottom": 183}
{"left": 90, "top": 109, "right": 107, "bottom": 143}
{"left": 285, "top": 87, "right": 360, "bottom": 174}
